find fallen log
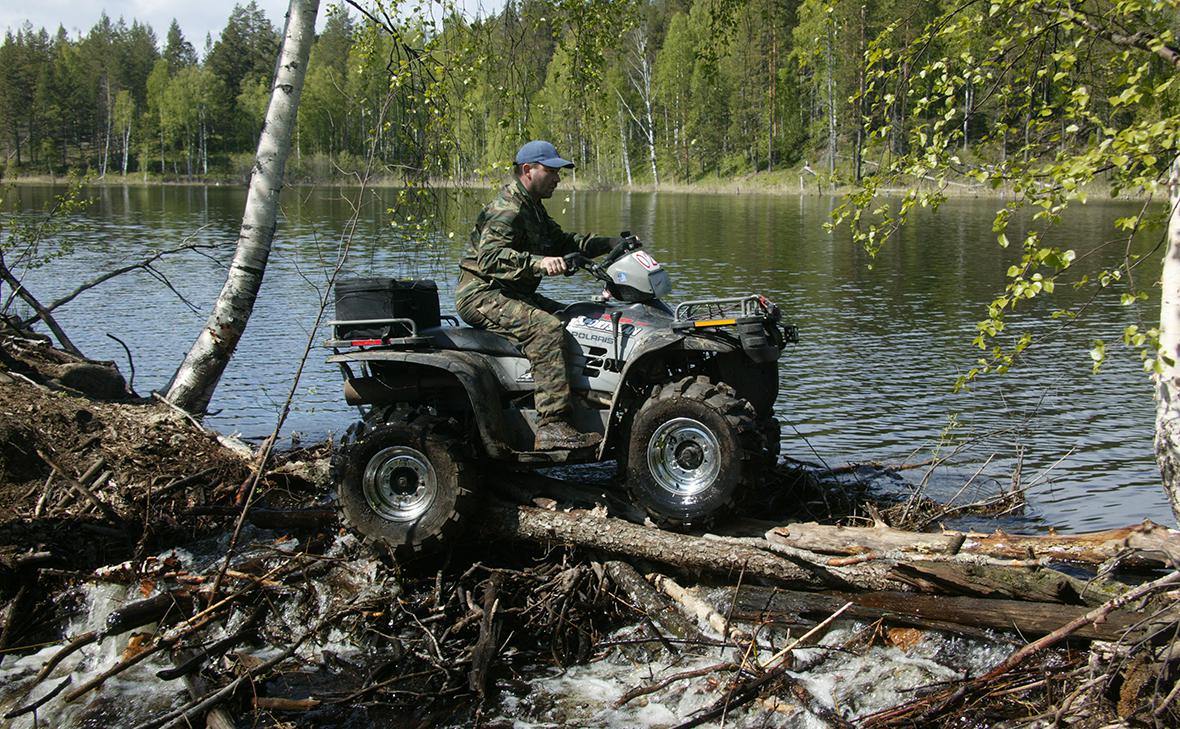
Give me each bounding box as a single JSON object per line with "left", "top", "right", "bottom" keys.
{"left": 855, "top": 569, "right": 1180, "bottom": 728}
{"left": 604, "top": 561, "right": 709, "bottom": 645}
{"left": 766, "top": 520, "right": 1180, "bottom": 567}
{"left": 184, "top": 505, "right": 336, "bottom": 530}
{"left": 480, "top": 502, "right": 1146, "bottom": 607}
{"left": 105, "top": 590, "right": 194, "bottom": 636}
{"left": 253, "top": 697, "right": 322, "bottom": 712}
{"left": 887, "top": 561, "right": 1128, "bottom": 607}
{"left": 727, "top": 585, "right": 1141, "bottom": 642}
{"left": 650, "top": 573, "right": 747, "bottom": 643}
{"left": 479, "top": 502, "right": 842, "bottom": 589}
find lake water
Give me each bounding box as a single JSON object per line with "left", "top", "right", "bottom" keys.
{"left": 3, "top": 183, "right": 1173, "bottom": 531}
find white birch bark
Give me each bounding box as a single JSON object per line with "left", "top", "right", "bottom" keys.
{"left": 100, "top": 79, "right": 112, "bottom": 179}
{"left": 826, "top": 23, "right": 837, "bottom": 183}
{"left": 165, "top": 0, "right": 320, "bottom": 414}
{"left": 122, "top": 123, "right": 130, "bottom": 176}
{"left": 617, "top": 106, "right": 632, "bottom": 187}
{"left": 619, "top": 28, "right": 660, "bottom": 187}
{"left": 1155, "top": 155, "right": 1180, "bottom": 522}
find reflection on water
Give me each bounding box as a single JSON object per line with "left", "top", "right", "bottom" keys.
{"left": 5, "top": 184, "right": 1173, "bottom": 531}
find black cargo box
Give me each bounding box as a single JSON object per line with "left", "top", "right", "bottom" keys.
{"left": 334, "top": 278, "right": 440, "bottom": 340}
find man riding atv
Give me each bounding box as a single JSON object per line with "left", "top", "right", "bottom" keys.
{"left": 456, "top": 140, "right": 623, "bottom": 451}
{"left": 328, "top": 144, "right": 795, "bottom": 556}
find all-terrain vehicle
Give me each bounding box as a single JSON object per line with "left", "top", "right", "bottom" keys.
{"left": 327, "top": 236, "right": 797, "bottom": 556}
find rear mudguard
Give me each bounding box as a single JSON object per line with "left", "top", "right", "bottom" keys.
{"left": 328, "top": 349, "right": 518, "bottom": 458}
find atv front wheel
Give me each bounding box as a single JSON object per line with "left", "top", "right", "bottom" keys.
{"left": 338, "top": 421, "right": 477, "bottom": 558}
{"left": 626, "top": 376, "right": 762, "bottom": 527}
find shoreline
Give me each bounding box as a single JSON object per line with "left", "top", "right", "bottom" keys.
{"left": 1, "top": 171, "right": 1144, "bottom": 202}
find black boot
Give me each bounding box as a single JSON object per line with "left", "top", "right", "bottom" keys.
{"left": 534, "top": 420, "right": 602, "bottom": 450}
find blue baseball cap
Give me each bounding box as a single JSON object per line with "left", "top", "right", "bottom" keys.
{"left": 514, "top": 140, "right": 575, "bottom": 169}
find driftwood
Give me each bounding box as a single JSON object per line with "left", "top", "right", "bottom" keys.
{"left": 649, "top": 573, "right": 747, "bottom": 643}
{"left": 253, "top": 697, "right": 322, "bottom": 712}
{"left": 766, "top": 520, "right": 1180, "bottom": 567}
{"left": 887, "top": 561, "right": 1128, "bottom": 607}
{"left": 481, "top": 502, "right": 1158, "bottom": 602}
{"left": 36, "top": 449, "right": 123, "bottom": 523}
{"left": 855, "top": 570, "right": 1180, "bottom": 727}
{"left": 2, "top": 677, "right": 72, "bottom": 719}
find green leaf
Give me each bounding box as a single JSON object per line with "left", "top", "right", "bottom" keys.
{"left": 1090, "top": 340, "right": 1106, "bottom": 373}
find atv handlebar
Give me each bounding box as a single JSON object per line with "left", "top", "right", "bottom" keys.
{"left": 563, "top": 232, "right": 643, "bottom": 277}
{"left": 562, "top": 251, "right": 593, "bottom": 275}
{"left": 603, "top": 232, "right": 642, "bottom": 266}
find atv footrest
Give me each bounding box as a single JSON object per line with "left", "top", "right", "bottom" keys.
{"left": 512, "top": 445, "right": 600, "bottom": 464}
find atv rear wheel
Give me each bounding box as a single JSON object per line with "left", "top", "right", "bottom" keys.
{"left": 338, "top": 420, "right": 477, "bottom": 558}
{"left": 626, "top": 376, "right": 762, "bottom": 527}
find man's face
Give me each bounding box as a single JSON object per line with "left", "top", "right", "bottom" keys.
{"left": 521, "top": 163, "right": 562, "bottom": 200}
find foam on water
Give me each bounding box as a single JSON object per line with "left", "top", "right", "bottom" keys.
{"left": 0, "top": 581, "right": 188, "bottom": 728}
{"left": 0, "top": 535, "right": 393, "bottom": 728}
{"left": 1, "top": 531, "right": 1019, "bottom": 728}
{"left": 481, "top": 621, "right": 1015, "bottom": 728}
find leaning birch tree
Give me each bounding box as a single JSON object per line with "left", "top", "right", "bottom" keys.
{"left": 832, "top": 0, "right": 1180, "bottom": 519}
{"left": 166, "top": 0, "right": 319, "bottom": 414}
{"left": 1158, "top": 160, "right": 1180, "bottom": 516}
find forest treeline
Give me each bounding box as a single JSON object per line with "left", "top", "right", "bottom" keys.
{"left": 0, "top": 0, "right": 1175, "bottom": 187}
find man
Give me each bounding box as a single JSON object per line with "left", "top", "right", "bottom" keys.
{"left": 456, "top": 140, "right": 619, "bottom": 450}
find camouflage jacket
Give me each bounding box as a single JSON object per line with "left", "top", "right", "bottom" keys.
{"left": 457, "top": 180, "right": 613, "bottom": 300}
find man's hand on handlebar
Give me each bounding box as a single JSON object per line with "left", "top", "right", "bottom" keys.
{"left": 539, "top": 256, "right": 568, "bottom": 276}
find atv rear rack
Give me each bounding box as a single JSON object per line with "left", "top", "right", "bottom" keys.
{"left": 325, "top": 315, "right": 461, "bottom": 349}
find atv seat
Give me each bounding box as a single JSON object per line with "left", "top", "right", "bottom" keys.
{"left": 420, "top": 325, "right": 523, "bottom": 357}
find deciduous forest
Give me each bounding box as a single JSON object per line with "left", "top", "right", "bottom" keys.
{"left": 1, "top": 0, "right": 1172, "bottom": 188}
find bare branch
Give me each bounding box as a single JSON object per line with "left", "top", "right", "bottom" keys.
{"left": 21, "top": 239, "right": 216, "bottom": 327}
{"left": 0, "top": 250, "right": 84, "bottom": 356}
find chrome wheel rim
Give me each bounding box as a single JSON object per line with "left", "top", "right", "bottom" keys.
{"left": 646, "top": 417, "right": 721, "bottom": 496}
{"left": 363, "top": 446, "right": 436, "bottom": 522}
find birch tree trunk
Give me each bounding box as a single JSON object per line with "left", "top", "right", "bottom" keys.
{"left": 122, "top": 124, "right": 130, "bottom": 176}
{"left": 100, "top": 79, "right": 112, "bottom": 179}
{"left": 617, "top": 106, "right": 632, "bottom": 187}
{"left": 166, "top": 0, "right": 319, "bottom": 414}
{"left": 825, "top": 22, "right": 837, "bottom": 185}
{"left": 1155, "top": 155, "right": 1180, "bottom": 522}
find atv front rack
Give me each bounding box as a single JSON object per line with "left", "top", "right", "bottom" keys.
{"left": 672, "top": 294, "right": 775, "bottom": 325}
{"left": 671, "top": 294, "right": 798, "bottom": 360}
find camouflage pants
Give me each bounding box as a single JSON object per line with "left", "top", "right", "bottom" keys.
{"left": 455, "top": 287, "right": 572, "bottom": 426}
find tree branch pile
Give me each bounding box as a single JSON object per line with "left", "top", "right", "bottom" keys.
{"left": 3, "top": 332, "right": 1179, "bottom": 726}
